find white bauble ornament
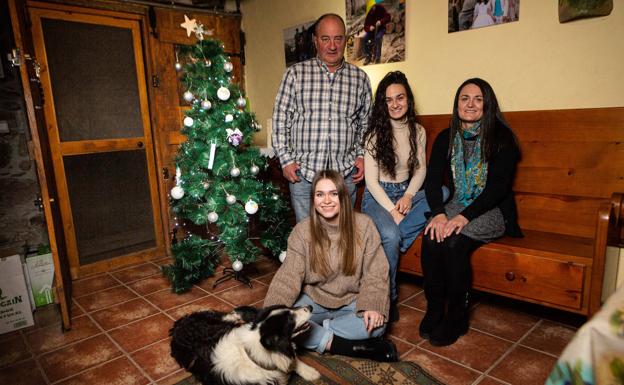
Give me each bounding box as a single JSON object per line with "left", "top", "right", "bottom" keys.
{"left": 174, "top": 62, "right": 183, "bottom": 71}
{"left": 279, "top": 251, "right": 287, "bottom": 263}
{"left": 183, "top": 117, "right": 194, "bottom": 127}
{"left": 170, "top": 186, "right": 185, "bottom": 200}
{"left": 202, "top": 181, "right": 210, "bottom": 189}
{"left": 236, "top": 97, "right": 246, "bottom": 109}
{"left": 230, "top": 167, "right": 240, "bottom": 177}
{"left": 232, "top": 260, "right": 243, "bottom": 271}
{"left": 250, "top": 165, "right": 259, "bottom": 175}
{"left": 207, "top": 211, "right": 219, "bottom": 223}
{"left": 201, "top": 99, "right": 212, "bottom": 110}
{"left": 223, "top": 61, "right": 233, "bottom": 72}
{"left": 272, "top": 194, "right": 279, "bottom": 200}
{"left": 245, "top": 200, "right": 258, "bottom": 215}
{"left": 224, "top": 114, "right": 234, "bottom": 123}
{"left": 226, "top": 194, "right": 236, "bottom": 205}
{"left": 183, "top": 91, "right": 194, "bottom": 102}
{"left": 217, "top": 86, "right": 231, "bottom": 101}
{"left": 204, "top": 59, "right": 211, "bottom": 67}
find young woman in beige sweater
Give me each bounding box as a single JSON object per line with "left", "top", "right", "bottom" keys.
{"left": 264, "top": 170, "right": 397, "bottom": 362}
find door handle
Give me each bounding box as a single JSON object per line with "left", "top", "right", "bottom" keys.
{"left": 137, "top": 141, "right": 144, "bottom": 148}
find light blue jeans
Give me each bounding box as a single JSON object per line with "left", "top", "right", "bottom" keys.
{"left": 293, "top": 294, "right": 386, "bottom": 353}
{"left": 362, "top": 182, "right": 448, "bottom": 301}
{"left": 289, "top": 169, "right": 357, "bottom": 223}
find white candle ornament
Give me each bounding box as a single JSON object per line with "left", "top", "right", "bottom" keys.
{"left": 208, "top": 142, "right": 216, "bottom": 169}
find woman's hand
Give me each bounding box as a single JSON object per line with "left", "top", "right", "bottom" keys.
{"left": 363, "top": 310, "right": 385, "bottom": 333}
{"left": 424, "top": 213, "right": 448, "bottom": 242}
{"left": 443, "top": 214, "right": 469, "bottom": 238}
{"left": 394, "top": 194, "right": 413, "bottom": 215}
{"left": 390, "top": 209, "right": 405, "bottom": 225}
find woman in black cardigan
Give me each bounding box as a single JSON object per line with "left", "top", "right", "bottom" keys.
{"left": 420, "top": 78, "right": 522, "bottom": 346}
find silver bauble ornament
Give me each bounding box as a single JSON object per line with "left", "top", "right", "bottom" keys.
{"left": 230, "top": 167, "right": 240, "bottom": 177}
{"left": 201, "top": 99, "right": 212, "bottom": 110}
{"left": 236, "top": 97, "right": 246, "bottom": 109}
{"left": 250, "top": 165, "right": 259, "bottom": 175}
{"left": 232, "top": 260, "right": 243, "bottom": 271}
{"left": 207, "top": 211, "right": 219, "bottom": 223}
{"left": 183, "top": 91, "right": 194, "bottom": 102}
{"left": 225, "top": 114, "right": 234, "bottom": 123}
{"left": 183, "top": 117, "right": 194, "bottom": 127}
{"left": 226, "top": 194, "right": 236, "bottom": 205}
{"left": 202, "top": 181, "right": 210, "bottom": 189}
{"left": 245, "top": 200, "right": 258, "bottom": 215}
{"left": 204, "top": 59, "right": 211, "bottom": 67}
{"left": 217, "top": 86, "right": 231, "bottom": 101}
{"left": 223, "top": 61, "right": 233, "bottom": 72}
{"left": 279, "top": 251, "right": 287, "bottom": 263}
{"left": 174, "top": 62, "right": 183, "bottom": 71}
{"left": 170, "top": 186, "right": 184, "bottom": 200}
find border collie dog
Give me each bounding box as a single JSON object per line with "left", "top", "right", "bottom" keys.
{"left": 170, "top": 305, "right": 320, "bottom": 385}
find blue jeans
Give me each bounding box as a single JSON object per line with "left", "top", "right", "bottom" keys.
{"left": 289, "top": 169, "right": 357, "bottom": 223}
{"left": 362, "top": 182, "right": 448, "bottom": 301}
{"left": 293, "top": 294, "right": 386, "bottom": 353}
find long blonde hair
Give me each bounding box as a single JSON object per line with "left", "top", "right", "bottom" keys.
{"left": 309, "top": 170, "right": 356, "bottom": 277}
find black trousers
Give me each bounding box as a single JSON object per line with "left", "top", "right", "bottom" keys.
{"left": 421, "top": 233, "right": 482, "bottom": 304}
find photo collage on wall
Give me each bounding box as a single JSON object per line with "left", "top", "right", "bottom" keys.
{"left": 283, "top": 21, "right": 316, "bottom": 68}
{"left": 346, "top": 0, "right": 406, "bottom": 66}
{"left": 448, "top": 0, "right": 520, "bottom": 33}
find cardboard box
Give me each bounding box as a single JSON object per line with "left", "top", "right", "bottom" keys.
{"left": 0, "top": 255, "right": 35, "bottom": 334}
{"left": 25, "top": 253, "right": 55, "bottom": 307}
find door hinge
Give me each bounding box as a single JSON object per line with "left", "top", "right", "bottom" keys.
{"left": 152, "top": 75, "right": 160, "bottom": 88}
{"left": 162, "top": 167, "right": 169, "bottom": 180}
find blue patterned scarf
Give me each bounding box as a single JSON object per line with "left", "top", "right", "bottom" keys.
{"left": 451, "top": 122, "right": 488, "bottom": 207}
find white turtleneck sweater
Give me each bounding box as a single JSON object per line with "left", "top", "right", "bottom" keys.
{"left": 364, "top": 118, "right": 427, "bottom": 212}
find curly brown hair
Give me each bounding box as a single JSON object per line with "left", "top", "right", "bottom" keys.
{"left": 363, "top": 71, "right": 420, "bottom": 179}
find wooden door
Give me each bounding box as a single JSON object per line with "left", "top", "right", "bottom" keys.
{"left": 148, "top": 8, "right": 242, "bottom": 251}
{"left": 7, "top": 0, "right": 72, "bottom": 329}
{"left": 27, "top": 2, "right": 165, "bottom": 278}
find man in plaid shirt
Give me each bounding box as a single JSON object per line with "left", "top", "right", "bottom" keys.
{"left": 272, "top": 13, "right": 372, "bottom": 222}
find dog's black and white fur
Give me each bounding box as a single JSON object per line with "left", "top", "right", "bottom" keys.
{"left": 170, "top": 305, "right": 320, "bottom": 385}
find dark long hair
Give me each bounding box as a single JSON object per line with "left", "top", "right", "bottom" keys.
{"left": 363, "top": 71, "right": 420, "bottom": 179}
{"left": 308, "top": 170, "right": 356, "bottom": 277}
{"left": 449, "top": 78, "right": 517, "bottom": 161}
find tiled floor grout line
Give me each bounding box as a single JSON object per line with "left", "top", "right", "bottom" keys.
{"left": 413, "top": 345, "right": 484, "bottom": 376}
{"left": 20, "top": 325, "right": 53, "bottom": 385}
{"left": 475, "top": 319, "right": 545, "bottom": 384}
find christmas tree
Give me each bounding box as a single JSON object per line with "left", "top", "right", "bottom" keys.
{"left": 163, "top": 16, "right": 290, "bottom": 293}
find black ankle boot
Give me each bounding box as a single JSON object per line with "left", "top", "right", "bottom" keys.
{"left": 330, "top": 336, "right": 398, "bottom": 362}
{"left": 389, "top": 300, "right": 399, "bottom": 323}
{"left": 428, "top": 292, "right": 469, "bottom": 346}
{"left": 419, "top": 284, "right": 445, "bottom": 339}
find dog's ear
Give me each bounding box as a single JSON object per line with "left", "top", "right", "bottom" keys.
{"left": 233, "top": 306, "right": 258, "bottom": 324}
{"left": 259, "top": 312, "right": 296, "bottom": 358}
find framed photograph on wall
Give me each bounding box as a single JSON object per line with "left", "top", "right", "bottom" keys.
{"left": 449, "top": 0, "right": 520, "bottom": 33}
{"left": 283, "top": 21, "right": 316, "bottom": 68}
{"left": 345, "top": 0, "right": 406, "bottom": 66}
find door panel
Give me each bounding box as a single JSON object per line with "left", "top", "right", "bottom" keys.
{"left": 7, "top": 0, "right": 72, "bottom": 329}
{"left": 28, "top": 5, "right": 165, "bottom": 277}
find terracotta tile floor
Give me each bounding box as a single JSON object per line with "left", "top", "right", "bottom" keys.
{"left": 0, "top": 255, "right": 585, "bottom": 385}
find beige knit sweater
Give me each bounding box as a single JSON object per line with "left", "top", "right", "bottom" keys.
{"left": 364, "top": 119, "right": 427, "bottom": 212}
{"left": 264, "top": 213, "right": 390, "bottom": 319}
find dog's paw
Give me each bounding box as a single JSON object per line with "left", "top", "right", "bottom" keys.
{"left": 295, "top": 361, "right": 320, "bottom": 381}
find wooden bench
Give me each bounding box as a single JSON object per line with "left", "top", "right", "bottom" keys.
{"left": 387, "top": 107, "right": 624, "bottom": 316}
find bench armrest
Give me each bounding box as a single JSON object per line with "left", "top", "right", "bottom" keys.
{"left": 589, "top": 192, "right": 624, "bottom": 315}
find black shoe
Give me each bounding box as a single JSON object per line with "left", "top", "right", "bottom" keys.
{"left": 419, "top": 307, "right": 444, "bottom": 340}
{"left": 331, "top": 336, "right": 398, "bottom": 362}
{"left": 428, "top": 291, "right": 470, "bottom": 346}
{"left": 428, "top": 317, "right": 469, "bottom": 346}
{"left": 389, "top": 300, "right": 399, "bottom": 323}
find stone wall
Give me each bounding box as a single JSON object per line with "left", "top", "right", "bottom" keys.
{"left": 0, "top": 3, "right": 48, "bottom": 257}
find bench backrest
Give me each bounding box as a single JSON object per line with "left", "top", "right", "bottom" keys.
{"left": 417, "top": 107, "right": 624, "bottom": 239}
